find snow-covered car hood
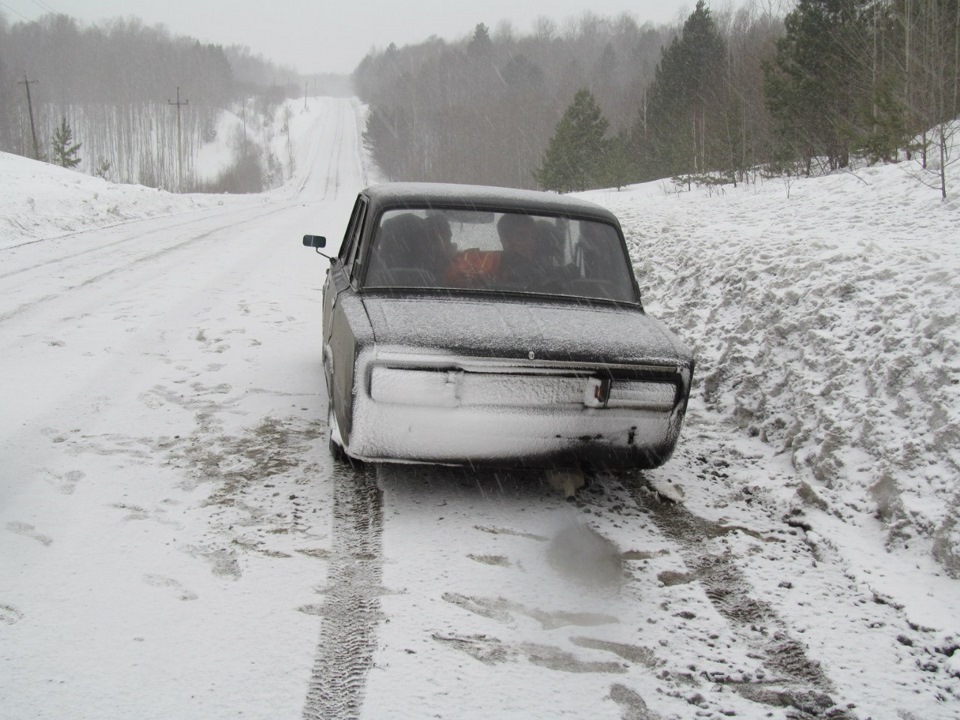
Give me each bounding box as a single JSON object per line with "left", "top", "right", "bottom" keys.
{"left": 361, "top": 294, "right": 692, "bottom": 367}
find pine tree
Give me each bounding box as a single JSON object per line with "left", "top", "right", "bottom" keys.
{"left": 51, "top": 116, "right": 82, "bottom": 168}
{"left": 94, "top": 158, "right": 112, "bottom": 180}
{"left": 534, "top": 89, "right": 610, "bottom": 192}
{"left": 632, "top": 1, "right": 726, "bottom": 182}
{"left": 764, "top": 0, "right": 876, "bottom": 173}
{"left": 602, "top": 129, "right": 633, "bottom": 190}
{"left": 468, "top": 23, "right": 493, "bottom": 60}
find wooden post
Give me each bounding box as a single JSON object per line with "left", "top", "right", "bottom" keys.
{"left": 17, "top": 75, "right": 41, "bottom": 160}
{"left": 168, "top": 86, "right": 189, "bottom": 190}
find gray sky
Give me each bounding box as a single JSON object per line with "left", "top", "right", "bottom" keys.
{"left": 0, "top": 0, "right": 709, "bottom": 74}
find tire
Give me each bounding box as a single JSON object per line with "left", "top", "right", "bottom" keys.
{"left": 329, "top": 435, "right": 349, "bottom": 463}
{"left": 327, "top": 403, "right": 345, "bottom": 457}
{"left": 327, "top": 402, "right": 362, "bottom": 466}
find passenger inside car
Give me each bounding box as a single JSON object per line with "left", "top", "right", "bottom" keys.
{"left": 535, "top": 219, "right": 564, "bottom": 269}
{"left": 366, "top": 213, "right": 440, "bottom": 287}
{"left": 495, "top": 213, "right": 553, "bottom": 286}
{"left": 363, "top": 207, "right": 636, "bottom": 302}
{"left": 424, "top": 214, "right": 456, "bottom": 267}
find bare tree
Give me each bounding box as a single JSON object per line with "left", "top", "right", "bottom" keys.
{"left": 896, "top": 0, "right": 960, "bottom": 197}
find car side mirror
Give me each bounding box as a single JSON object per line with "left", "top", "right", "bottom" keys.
{"left": 303, "top": 234, "right": 332, "bottom": 260}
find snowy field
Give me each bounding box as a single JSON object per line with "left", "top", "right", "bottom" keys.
{"left": 1, "top": 98, "right": 959, "bottom": 720}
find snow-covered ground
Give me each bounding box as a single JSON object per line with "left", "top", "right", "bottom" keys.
{"left": 1, "top": 98, "right": 958, "bottom": 720}
{"left": 584, "top": 156, "right": 960, "bottom": 584}
{"left": 0, "top": 151, "right": 244, "bottom": 251}
{"left": 583, "top": 158, "right": 960, "bottom": 717}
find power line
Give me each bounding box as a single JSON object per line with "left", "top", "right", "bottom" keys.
{"left": 0, "top": 1, "right": 31, "bottom": 21}
{"left": 30, "top": 0, "right": 56, "bottom": 14}
{"left": 0, "top": 0, "right": 57, "bottom": 22}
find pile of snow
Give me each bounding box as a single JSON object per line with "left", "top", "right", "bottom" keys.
{"left": 0, "top": 152, "right": 242, "bottom": 251}
{"left": 584, "top": 154, "right": 960, "bottom": 578}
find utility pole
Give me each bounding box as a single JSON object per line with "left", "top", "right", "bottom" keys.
{"left": 241, "top": 96, "right": 247, "bottom": 149}
{"left": 17, "top": 75, "right": 41, "bottom": 160}
{"left": 167, "top": 86, "right": 189, "bottom": 191}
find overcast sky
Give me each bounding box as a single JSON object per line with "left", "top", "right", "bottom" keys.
{"left": 0, "top": 0, "right": 717, "bottom": 74}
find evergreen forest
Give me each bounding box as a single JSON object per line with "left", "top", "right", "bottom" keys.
{"left": 355, "top": 1, "right": 960, "bottom": 197}
{"left": 2, "top": 2, "right": 958, "bottom": 196}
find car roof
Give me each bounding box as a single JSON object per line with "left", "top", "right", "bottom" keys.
{"left": 362, "top": 182, "right": 620, "bottom": 224}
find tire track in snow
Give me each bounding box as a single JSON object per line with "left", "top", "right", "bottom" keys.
{"left": 302, "top": 461, "right": 383, "bottom": 720}
{"left": 294, "top": 100, "right": 338, "bottom": 198}
{"left": 624, "top": 479, "right": 858, "bottom": 719}
{"left": 0, "top": 204, "right": 263, "bottom": 281}
{"left": 0, "top": 204, "right": 291, "bottom": 326}
{"left": 321, "top": 102, "right": 345, "bottom": 202}
{"left": 296, "top": 100, "right": 344, "bottom": 202}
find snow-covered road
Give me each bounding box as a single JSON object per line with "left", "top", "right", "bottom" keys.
{"left": 2, "top": 98, "right": 957, "bottom": 720}
{"left": 1, "top": 98, "right": 363, "bottom": 719}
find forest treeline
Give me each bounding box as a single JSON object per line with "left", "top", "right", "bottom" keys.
{"left": 2, "top": 3, "right": 956, "bottom": 195}
{"left": 0, "top": 12, "right": 349, "bottom": 190}
{"left": 355, "top": 0, "right": 960, "bottom": 197}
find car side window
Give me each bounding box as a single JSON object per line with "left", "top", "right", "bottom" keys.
{"left": 347, "top": 203, "right": 368, "bottom": 284}
{"left": 339, "top": 199, "right": 363, "bottom": 263}
{"left": 339, "top": 198, "right": 368, "bottom": 281}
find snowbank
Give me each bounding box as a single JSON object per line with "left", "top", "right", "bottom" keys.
{"left": 0, "top": 97, "right": 341, "bottom": 251}
{"left": 0, "top": 152, "right": 239, "bottom": 251}
{"left": 584, "top": 155, "right": 960, "bottom": 577}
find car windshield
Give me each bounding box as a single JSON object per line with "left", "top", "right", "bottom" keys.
{"left": 363, "top": 208, "right": 639, "bottom": 303}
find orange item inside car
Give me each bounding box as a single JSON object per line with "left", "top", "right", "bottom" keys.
{"left": 444, "top": 249, "right": 501, "bottom": 287}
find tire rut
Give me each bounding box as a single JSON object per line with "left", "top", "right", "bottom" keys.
{"left": 0, "top": 204, "right": 291, "bottom": 326}
{"left": 0, "top": 204, "right": 254, "bottom": 279}
{"left": 302, "top": 460, "right": 384, "bottom": 720}
{"left": 321, "top": 103, "right": 344, "bottom": 201}
{"left": 624, "top": 480, "right": 857, "bottom": 719}
{"left": 294, "top": 102, "right": 337, "bottom": 197}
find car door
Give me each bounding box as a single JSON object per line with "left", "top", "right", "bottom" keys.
{"left": 323, "top": 196, "right": 369, "bottom": 443}
{"left": 323, "top": 198, "right": 364, "bottom": 336}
